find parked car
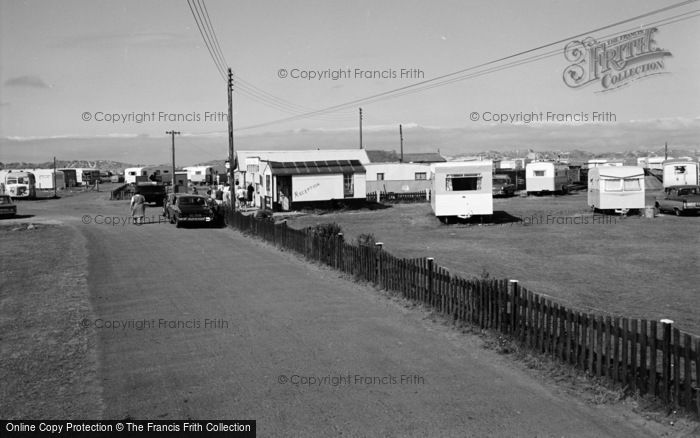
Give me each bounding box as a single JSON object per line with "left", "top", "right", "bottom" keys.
{"left": 165, "top": 194, "right": 216, "bottom": 227}
{"left": 655, "top": 185, "right": 700, "bottom": 216}
{"left": 0, "top": 195, "right": 17, "bottom": 217}
{"left": 492, "top": 174, "right": 516, "bottom": 197}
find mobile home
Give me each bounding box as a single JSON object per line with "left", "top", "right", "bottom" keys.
{"left": 184, "top": 165, "right": 214, "bottom": 185}
{"left": 124, "top": 167, "right": 148, "bottom": 184}
{"left": 73, "top": 168, "right": 100, "bottom": 186}
{"left": 125, "top": 166, "right": 173, "bottom": 184}
{"left": 431, "top": 161, "right": 493, "bottom": 222}
{"left": 588, "top": 166, "right": 645, "bottom": 213}
{"left": 364, "top": 162, "right": 432, "bottom": 193}
{"left": 662, "top": 159, "right": 699, "bottom": 188}
{"left": 637, "top": 156, "right": 669, "bottom": 170}
{"left": 21, "top": 169, "right": 65, "bottom": 190}
{"left": 525, "top": 162, "right": 570, "bottom": 194}
{"left": 58, "top": 168, "right": 78, "bottom": 187}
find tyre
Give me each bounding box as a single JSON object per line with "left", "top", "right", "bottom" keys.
{"left": 674, "top": 208, "right": 682, "bottom": 217}
{"left": 175, "top": 216, "right": 182, "bottom": 228}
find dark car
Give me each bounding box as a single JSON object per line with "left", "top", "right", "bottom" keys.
{"left": 165, "top": 194, "right": 216, "bottom": 227}
{"left": 656, "top": 185, "right": 700, "bottom": 216}
{"left": 492, "top": 175, "right": 516, "bottom": 197}
{"left": 0, "top": 195, "right": 17, "bottom": 217}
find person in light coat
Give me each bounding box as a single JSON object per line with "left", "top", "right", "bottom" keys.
{"left": 130, "top": 191, "right": 146, "bottom": 224}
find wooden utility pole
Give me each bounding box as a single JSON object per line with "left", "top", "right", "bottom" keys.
{"left": 664, "top": 142, "right": 668, "bottom": 160}
{"left": 399, "top": 124, "right": 404, "bottom": 163}
{"left": 228, "top": 68, "right": 236, "bottom": 211}
{"left": 359, "top": 108, "right": 363, "bottom": 149}
{"left": 53, "top": 156, "right": 57, "bottom": 198}
{"left": 166, "top": 130, "right": 180, "bottom": 193}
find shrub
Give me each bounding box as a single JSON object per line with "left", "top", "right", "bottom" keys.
{"left": 310, "top": 222, "right": 342, "bottom": 239}
{"left": 356, "top": 233, "right": 376, "bottom": 247}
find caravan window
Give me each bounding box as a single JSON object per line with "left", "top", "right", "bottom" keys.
{"left": 623, "top": 178, "right": 641, "bottom": 191}
{"left": 604, "top": 179, "right": 622, "bottom": 192}
{"left": 415, "top": 172, "right": 427, "bottom": 180}
{"left": 674, "top": 166, "right": 686, "bottom": 174}
{"left": 534, "top": 170, "right": 545, "bottom": 177}
{"left": 376, "top": 173, "right": 384, "bottom": 181}
{"left": 446, "top": 174, "right": 481, "bottom": 191}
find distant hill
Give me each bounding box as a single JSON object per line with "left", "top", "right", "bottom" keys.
{"left": 1, "top": 159, "right": 137, "bottom": 174}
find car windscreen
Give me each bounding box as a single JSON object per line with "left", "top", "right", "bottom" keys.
{"left": 178, "top": 197, "right": 205, "bottom": 206}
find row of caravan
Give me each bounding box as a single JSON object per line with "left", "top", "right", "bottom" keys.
{"left": 430, "top": 161, "right": 650, "bottom": 221}
{"left": 0, "top": 168, "right": 100, "bottom": 198}
{"left": 124, "top": 165, "right": 221, "bottom": 185}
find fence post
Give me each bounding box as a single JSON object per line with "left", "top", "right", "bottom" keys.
{"left": 337, "top": 233, "right": 344, "bottom": 271}
{"left": 427, "top": 258, "right": 434, "bottom": 306}
{"left": 375, "top": 242, "right": 383, "bottom": 287}
{"left": 508, "top": 280, "right": 518, "bottom": 336}
{"left": 661, "top": 319, "right": 673, "bottom": 405}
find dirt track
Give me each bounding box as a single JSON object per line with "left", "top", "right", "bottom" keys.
{"left": 1, "top": 190, "right": 689, "bottom": 436}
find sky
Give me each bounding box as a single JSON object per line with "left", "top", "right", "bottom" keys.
{"left": 1, "top": 0, "right": 699, "bottom": 164}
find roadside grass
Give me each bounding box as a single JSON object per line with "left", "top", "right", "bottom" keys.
{"left": 285, "top": 192, "right": 700, "bottom": 334}
{"left": 0, "top": 224, "right": 102, "bottom": 418}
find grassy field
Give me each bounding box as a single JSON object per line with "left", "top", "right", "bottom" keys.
{"left": 286, "top": 191, "right": 700, "bottom": 335}
{"left": 0, "top": 223, "right": 102, "bottom": 418}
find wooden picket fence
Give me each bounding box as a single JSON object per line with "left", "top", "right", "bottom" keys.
{"left": 225, "top": 209, "right": 700, "bottom": 414}
{"left": 366, "top": 191, "right": 430, "bottom": 203}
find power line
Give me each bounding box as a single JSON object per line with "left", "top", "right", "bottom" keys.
{"left": 187, "top": 0, "right": 227, "bottom": 81}
{"left": 234, "top": 0, "right": 699, "bottom": 131}
{"left": 186, "top": 0, "right": 355, "bottom": 120}
{"left": 198, "top": 0, "right": 229, "bottom": 68}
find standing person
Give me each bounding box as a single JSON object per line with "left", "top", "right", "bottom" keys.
{"left": 246, "top": 183, "right": 254, "bottom": 208}
{"left": 130, "top": 190, "right": 146, "bottom": 224}
{"left": 236, "top": 185, "right": 246, "bottom": 209}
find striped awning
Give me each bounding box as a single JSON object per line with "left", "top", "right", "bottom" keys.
{"left": 268, "top": 160, "right": 366, "bottom": 176}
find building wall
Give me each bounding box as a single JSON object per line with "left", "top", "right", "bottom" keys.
{"left": 365, "top": 163, "right": 430, "bottom": 193}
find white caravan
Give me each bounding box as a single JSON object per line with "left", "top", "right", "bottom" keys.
{"left": 662, "top": 159, "right": 699, "bottom": 188}
{"left": 431, "top": 161, "right": 493, "bottom": 222}
{"left": 525, "top": 162, "right": 570, "bottom": 194}
{"left": 21, "top": 169, "right": 66, "bottom": 190}
{"left": 587, "top": 166, "right": 645, "bottom": 213}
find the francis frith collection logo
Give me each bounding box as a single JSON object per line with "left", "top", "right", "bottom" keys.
{"left": 563, "top": 28, "right": 672, "bottom": 92}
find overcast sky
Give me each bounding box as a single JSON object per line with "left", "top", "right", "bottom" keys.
{"left": 1, "top": 0, "right": 699, "bottom": 163}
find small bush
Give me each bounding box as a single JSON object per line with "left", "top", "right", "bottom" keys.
{"left": 310, "top": 222, "right": 342, "bottom": 239}
{"left": 356, "top": 233, "right": 376, "bottom": 247}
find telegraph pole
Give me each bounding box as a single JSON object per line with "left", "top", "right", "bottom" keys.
{"left": 228, "top": 68, "right": 236, "bottom": 211}
{"left": 166, "top": 130, "right": 180, "bottom": 193}
{"left": 359, "top": 107, "right": 363, "bottom": 149}
{"left": 399, "top": 124, "right": 404, "bottom": 163}
{"left": 53, "top": 156, "right": 57, "bottom": 198}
